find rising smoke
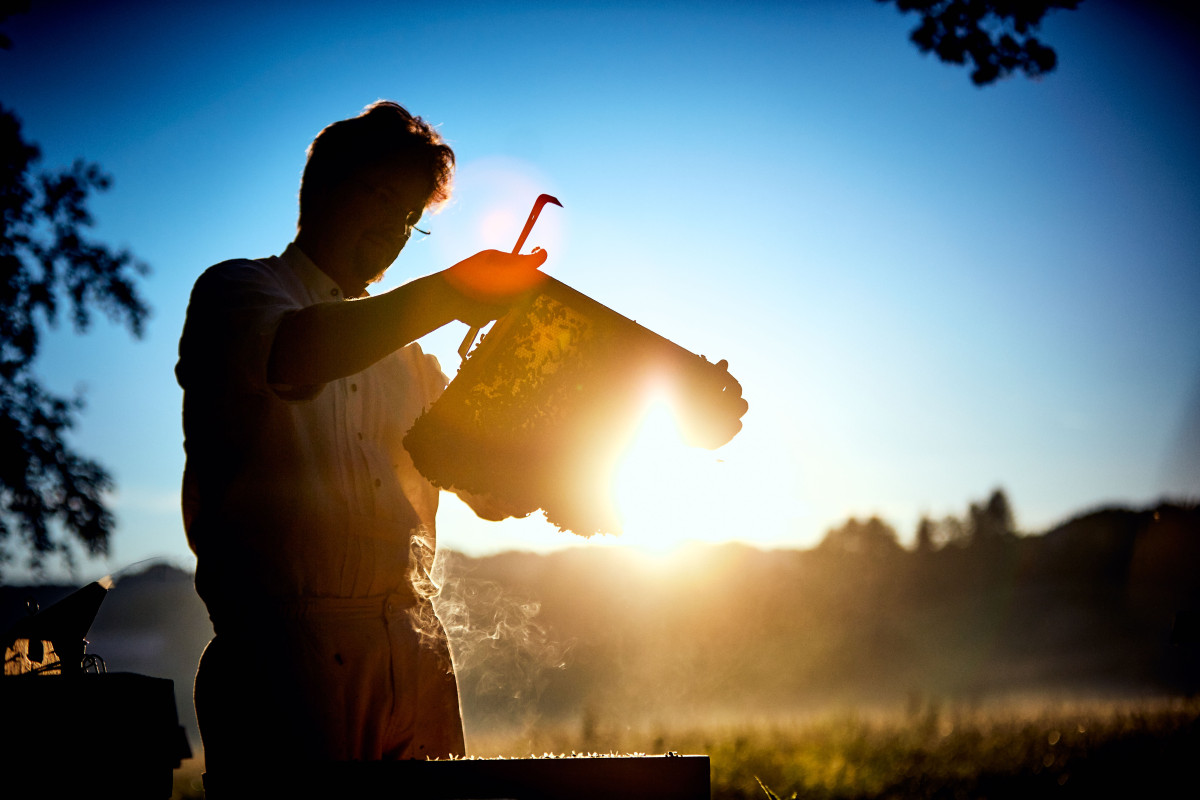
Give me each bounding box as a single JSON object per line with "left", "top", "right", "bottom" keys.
{"left": 409, "top": 532, "right": 572, "bottom": 731}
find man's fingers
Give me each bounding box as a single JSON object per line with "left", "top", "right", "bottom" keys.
{"left": 710, "top": 359, "right": 745, "bottom": 403}
{"left": 671, "top": 358, "right": 748, "bottom": 449}
{"left": 525, "top": 247, "right": 549, "bottom": 268}
{"left": 445, "top": 248, "right": 549, "bottom": 302}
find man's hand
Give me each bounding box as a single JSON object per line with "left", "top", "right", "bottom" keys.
{"left": 674, "top": 358, "right": 748, "bottom": 450}
{"left": 441, "top": 248, "right": 549, "bottom": 326}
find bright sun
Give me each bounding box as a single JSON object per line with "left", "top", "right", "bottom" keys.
{"left": 436, "top": 386, "right": 804, "bottom": 559}
{"left": 610, "top": 394, "right": 762, "bottom": 555}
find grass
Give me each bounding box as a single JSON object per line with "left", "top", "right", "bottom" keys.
{"left": 696, "top": 696, "right": 1200, "bottom": 799}
{"left": 171, "top": 696, "right": 1200, "bottom": 799}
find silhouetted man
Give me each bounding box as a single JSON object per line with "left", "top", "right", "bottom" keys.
{"left": 176, "top": 101, "right": 545, "bottom": 776}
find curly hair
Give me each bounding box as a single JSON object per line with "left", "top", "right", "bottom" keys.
{"left": 298, "top": 100, "right": 455, "bottom": 222}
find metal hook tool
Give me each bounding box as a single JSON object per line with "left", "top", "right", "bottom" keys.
{"left": 456, "top": 193, "right": 562, "bottom": 361}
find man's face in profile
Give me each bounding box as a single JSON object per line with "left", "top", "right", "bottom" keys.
{"left": 333, "top": 161, "right": 431, "bottom": 296}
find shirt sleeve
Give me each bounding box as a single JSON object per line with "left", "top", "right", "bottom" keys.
{"left": 418, "top": 349, "right": 450, "bottom": 407}
{"left": 176, "top": 258, "right": 322, "bottom": 400}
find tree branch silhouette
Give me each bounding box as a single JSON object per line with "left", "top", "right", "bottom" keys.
{"left": 876, "top": 0, "right": 1083, "bottom": 85}
{"left": 1, "top": 98, "right": 149, "bottom": 573}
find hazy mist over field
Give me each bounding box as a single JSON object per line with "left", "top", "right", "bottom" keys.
{"left": 5, "top": 497, "right": 1196, "bottom": 760}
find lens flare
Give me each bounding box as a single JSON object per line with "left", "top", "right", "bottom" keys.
{"left": 432, "top": 156, "right": 565, "bottom": 263}
{"left": 612, "top": 392, "right": 731, "bottom": 554}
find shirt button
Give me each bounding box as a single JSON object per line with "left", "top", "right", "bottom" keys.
{"left": 350, "top": 383, "right": 357, "bottom": 392}
{"left": 357, "top": 432, "right": 363, "bottom": 440}
{"left": 385, "top": 602, "right": 394, "bottom": 614}
{"left": 375, "top": 478, "right": 382, "bottom": 487}
{"left": 330, "top": 288, "right": 339, "bottom": 297}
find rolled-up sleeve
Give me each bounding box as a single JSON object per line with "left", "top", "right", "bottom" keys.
{"left": 177, "top": 259, "right": 323, "bottom": 401}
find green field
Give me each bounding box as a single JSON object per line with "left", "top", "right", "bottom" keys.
{"left": 171, "top": 696, "right": 1199, "bottom": 799}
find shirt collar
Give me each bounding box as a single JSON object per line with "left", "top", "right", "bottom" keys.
{"left": 281, "top": 241, "right": 347, "bottom": 301}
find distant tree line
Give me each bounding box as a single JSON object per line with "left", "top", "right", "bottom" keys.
{"left": 434, "top": 494, "right": 1200, "bottom": 734}
{"left": 819, "top": 487, "right": 1018, "bottom": 557}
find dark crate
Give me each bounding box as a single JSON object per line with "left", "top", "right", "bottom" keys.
{"left": 203, "top": 753, "right": 711, "bottom": 799}
{"left": 0, "top": 672, "right": 191, "bottom": 799}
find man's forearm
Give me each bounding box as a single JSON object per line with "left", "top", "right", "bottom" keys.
{"left": 268, "top": 273, "right": 460, "bottom": 387}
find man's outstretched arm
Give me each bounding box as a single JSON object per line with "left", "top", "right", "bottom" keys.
{"left": 268, "top": 248, "right": 548, "bottom": 388}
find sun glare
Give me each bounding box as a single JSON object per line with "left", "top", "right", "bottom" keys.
{"left": 612, "top": 393, "right": 746, "bottom": 555}
{"left": 480, "top": 207, "right": 522, "bottom": 247}
{"left": 435, "top": 378, "right": 808, "bottom": 563}
{"left": 432, "top": 156, "right": 565, "bottom": 262}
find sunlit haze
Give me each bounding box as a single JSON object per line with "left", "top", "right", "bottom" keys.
{"left": 3, "top": 0, "right": 1198, "bottom": 579}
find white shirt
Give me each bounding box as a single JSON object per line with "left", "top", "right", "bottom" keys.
{"left": 177, "top": 243, "right": 447, "bottom": 625}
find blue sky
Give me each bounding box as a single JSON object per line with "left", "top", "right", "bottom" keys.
{"left": 3, "top": 0, "right": 1199, "bottom": 578}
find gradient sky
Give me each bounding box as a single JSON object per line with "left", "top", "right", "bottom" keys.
{"left": 3, "top": 0, "right": 1199, "bottom": 579}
